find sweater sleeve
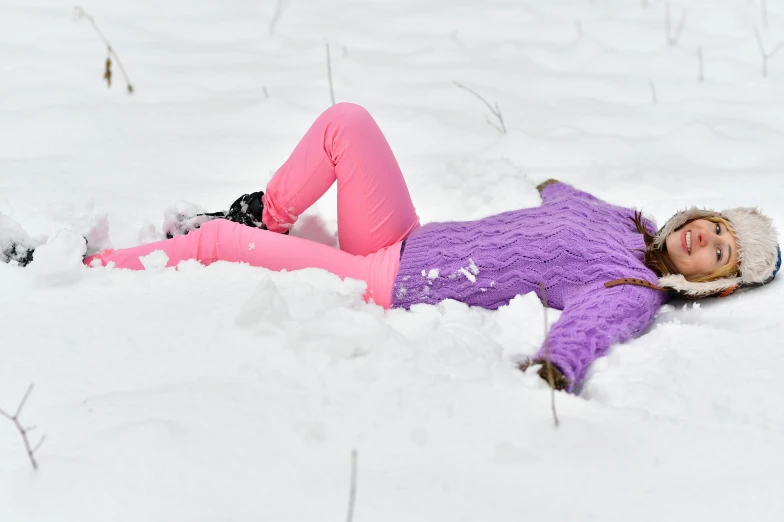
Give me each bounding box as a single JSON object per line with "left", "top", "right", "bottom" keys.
{"left": 533, "top": 281, "right": 667, "bottom": 391}
{"left": 538, "top": 180, "right": 603, "bottom": 205}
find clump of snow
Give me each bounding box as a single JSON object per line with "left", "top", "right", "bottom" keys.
{"left": 427, "top": 268, "right": 439, "bottom": 279}
{"left": 26, "top": 229, "right": 86, "bottom": 285}
{"left": 468, "top": 258, "right": 479, "bottom": 275}
{"left": 138, "top": 250, "right": 169, "bottom": 270}
{"left": 458, "top": 266, "right": 476, "bottom": 282}
{"left": 162, "top": 201, "right": 217, "bottom": 239}
{"left": 0, "top": 212, "right": 41, "bottom": 263}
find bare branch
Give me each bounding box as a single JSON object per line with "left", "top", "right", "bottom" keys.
{"left": 665, "top": 2, "right": 687, "bottom": 46}
{"left": 269, "top": 0, "right": 286, "bottom": 36}
{"left": 763, "top": 0, "right": 769, "bottom": 30}
{"left": 697, "top": 47, "right": 704, "bottom": 82}
{"left": 32, "top": 434, "right": 48, "bottom": 455}
{"left": 755, "top": 26, "right": 766, "bottom": 57}
{"left": 649, "top": 79, "right": 658, "bottom": 105}
{"left": 326, "top": 43, "right": 336, "bottom": 106}
{"left": 673, "top": 12, "right": 687, "bottom": 44}
{"left": 346, "top": 449, "right": 358, "bottom": 522}
{"left": 539, "top": 283, "right": 559, "bottom": 428}
{"left": 1, "top": 383, "right": 46, "bottom": 470}
{"left": 15, "top": 383, "right": 34, "bottom": 419}
{"left": 753, "top": 26, "right": 784, "bottom": 77}
{"left": 74, "top": 6, "right": 134, "bottom": 93}
{"left": 453, "top": 81, "right": 507, "bottom": 134}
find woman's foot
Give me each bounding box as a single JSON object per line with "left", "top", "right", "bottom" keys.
{"left": 0, "top": 213, "right": 39, "bottom": 267}
{"left": 165, "top": 191, "right": 287, "bottom": 238}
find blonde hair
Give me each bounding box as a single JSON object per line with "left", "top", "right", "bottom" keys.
{"left": 632, "top": 212, "right": 740, "bottom": 283}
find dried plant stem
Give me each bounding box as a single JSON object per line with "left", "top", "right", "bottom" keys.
{"left": 538, "top": 283, "right": 559, "bottom": 428}
{"left": 665, "top": 1, "right": 687, "bottom": 46}
{"left": 326, "top": 43, "right": 336, "bottom": 106}
{"left": 74, "top": 6, "right": 134, "bottom": 93}
{"left": 453, "top": 81, "right": 507, "bottom": 134}
{"left": 0, "top": 384, "right": 46, "bottom": 471}
{"left": 269, "top": 0, "right": 286, "bottom": 36}
{"left": 697, "top": 47, "right": 704, "bottom": 82}
{"left": 754, "top": 26, "right": 784, "bottom": 78}
{"left": 649, "top": 79, "right": 658, "bottom": 104}
{"left": 763, "top": 0, "right": 769, "bottom": 29}
{"left": 345, "top": 449, "right": 358, "bottom": 522}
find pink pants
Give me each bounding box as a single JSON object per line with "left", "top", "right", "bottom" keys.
{"left": 85, "top": 103, "right": 421, "bottom": 308}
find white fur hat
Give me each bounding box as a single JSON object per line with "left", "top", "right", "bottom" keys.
{"left": 652, "top": 207, "right": 781, "bottom": 298}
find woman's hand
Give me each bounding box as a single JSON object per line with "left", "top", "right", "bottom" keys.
{"left": 535, "top": 179, "right": 560, "bottom": 193}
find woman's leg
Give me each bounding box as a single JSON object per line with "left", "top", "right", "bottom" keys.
{"left": 84, "top": 220, "right": 401, "bottom": 308}
{"left": 262, "top": 103, "right": 420, "bottom": 256}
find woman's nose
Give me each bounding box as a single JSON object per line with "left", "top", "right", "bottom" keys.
{"left": 698, "top": 231, "right": 706, "bottom": 247}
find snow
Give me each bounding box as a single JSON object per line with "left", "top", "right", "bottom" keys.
{"left": 2, "top": 1, "right": 784, "bottom": 521}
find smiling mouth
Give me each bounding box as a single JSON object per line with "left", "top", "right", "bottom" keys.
{"left": 685, "top": 231, "right": 692, "bottom": 255}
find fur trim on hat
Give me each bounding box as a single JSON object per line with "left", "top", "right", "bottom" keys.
{"left": 721, "top": 207, "right": 779, "bottom": 285}
{"left": 652, "top": 206, "right": 780, "bottom": 298}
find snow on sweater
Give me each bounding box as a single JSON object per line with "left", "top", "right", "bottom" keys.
{"left": 391, "top": 182, "right": 671, "bottom": 390}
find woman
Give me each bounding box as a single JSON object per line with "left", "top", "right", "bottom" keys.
{"left": 3, "top": 103, "right": 780, "bottom": 391}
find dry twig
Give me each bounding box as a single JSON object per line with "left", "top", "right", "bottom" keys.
{"left": 665, "top": 1, "right": 687, "bottom": 46}
{"left": 538, "top": 283, "right": 560, "bottom": 428}
{"left": 74, "top": 6, "right": 134, "bottom": 93}
{"left": 326, "top": 43, "right": 336, "bottom": 106}
{"left": 697, "top": 47, "right": 704, "bottom": 82}
{"left": 0, "top": 384, "right": 46, "bottom": 471}
{"left": 345, "top": 449, "right": 358, "bottom": 522}
{"left": 269, "top": 0, "right": 286, "bottom": 36}
{"left": 453, "top": 81, "right": 507, "bottom": 134}
{"left": 754, "top": 26, "right": 784, "bottom": 77}
{"left": 763, "top": 0, "right": 769, "bottom": 30}
{"left": 649, "top": 79, "right": 658, "bottom": 104}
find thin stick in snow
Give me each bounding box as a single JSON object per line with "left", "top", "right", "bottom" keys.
{"left": 698, "top": 47, "right": 704, "bottom": 82}
{"left": 326, "top": 43, "right": 336, "bottom": 106}
{"left": 538, "top": 283, "right": 559, "bottom": 428}
{"left": 345, "top": 449, "right": 358, "bottom": 522}
{"left": 575, "top": 21, "right": 583, "bottom": 41}
{"left": 0, "top": 384, "right": 46, "bottom": 471}
{"left": 665, "top": 2, "right": 687, "bottom": 46}
{"left": 73, "top": 6, "right": 134, "bottom": 93}
{"left": 269, "top": 0, "right": 286, "bottom": 36}
{"left": 453, "top": 81, "right": 507, "bottom": 134}
{"left": 754, "top": 26, "right": 784, "bottom": 77}
{"left": 649, "top": 79, "right": 658, "bottom": 104}
{"left": 763, "top": 0, "right": 769, "bottom": 30}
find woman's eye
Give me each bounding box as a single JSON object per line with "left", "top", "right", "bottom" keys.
{"left": 716, "top": 247, "right": 722, "bottom": 261}
{"left": 716, "top": 224, "right": 721, "bottom": 234}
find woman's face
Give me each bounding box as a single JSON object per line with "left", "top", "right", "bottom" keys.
{"left": 665, "top": 219, "right": 739, "bottom": 278}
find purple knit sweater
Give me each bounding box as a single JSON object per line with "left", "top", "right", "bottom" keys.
{"left": 391, "top": 182, "right": 671, "bottom": 390}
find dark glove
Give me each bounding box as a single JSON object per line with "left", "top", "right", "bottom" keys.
{"left": 517, "top": 358, "right": 569, "bottom": 391}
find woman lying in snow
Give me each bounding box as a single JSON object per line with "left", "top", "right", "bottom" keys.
{"left": 2, "top": 103, "right": 781, "bottom": 391}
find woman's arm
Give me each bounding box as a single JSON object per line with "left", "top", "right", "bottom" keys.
{"left": 530, "top": 281, "right": 667, "bottom": 391}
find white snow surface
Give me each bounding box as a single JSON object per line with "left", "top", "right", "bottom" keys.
{"left": 2, "top": 1, "right": 784, "bottom": 520}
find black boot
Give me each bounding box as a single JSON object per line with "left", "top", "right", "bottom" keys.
{"left": 166, "top": 191, "right": 287, "bottom": 238}
{"left": 1, "top": 243, "right": 35, "bottom": 267}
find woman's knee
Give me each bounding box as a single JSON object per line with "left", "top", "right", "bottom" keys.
{"left": 327, "top": 102, "right": 374, "bottom": 124}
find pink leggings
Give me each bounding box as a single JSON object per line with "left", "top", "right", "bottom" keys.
{"left": 85, "top": 103, "right": 421, "bottom": 308}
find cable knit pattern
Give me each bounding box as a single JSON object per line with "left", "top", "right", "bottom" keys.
{"left": 392, "top": 182, "right": 670, "bottom": 390}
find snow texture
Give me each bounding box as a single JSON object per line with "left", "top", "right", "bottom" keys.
{"left": 2, "top": 1, "right": 784, "bottom": 521}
